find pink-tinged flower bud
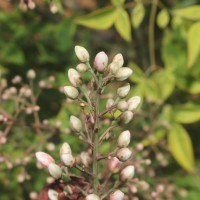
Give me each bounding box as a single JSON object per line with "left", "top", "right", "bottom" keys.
{"left": 113, "top": 53, "right": 124, "bottom": 68}
{"left": 60, "top": 142, "right": 72, "bottom": 156}
{"left": 120, "top": 111, "right": 133, "bottom": 124}
{"left": 94, "top": 51, "right": 108, "bottom": 72}
{"left": 110, "top": 190, "right": 125, "bottom": 200}
{"left": 35, "top": 152, "right": 54, "bottom": 168}
{"left": 70, "top": 115, "right": 82, "bottom": 132}
{"left": 127, "top": 96, "right": 141, "bottom": 111}
{"left": 108, "top": 157, "right": 120, "bottom": 173}
{"left": 48, "top": 189, "right": 58, "bottom": 200}
{"left": 76, "top": 63, "right": 88, "bottom": 72}
{"left": 117, "top": 100, "right": 128, "bottom": 112}
{"left": 27, "top": 69, "right": 36, "bottom": 79}
{"left": 61, "top": 153, "right": 75, "bottom": 167}
{"left": 63, "top": 86, "right": 79, "bottom": 100}
{"left": 116, "top": 148, "right": 132, "bottom": 162}
{"left": 75, "top": 45, "right": 89, "bottom": 62}
{"left": 115, "top": 67, "right": 133, "bottom": 81}
{"left": 117, "top": 83, "right": 130, "bottom": 98}
{"left": 86, "top": 194, "right": 100, "bottom": 200}
{"left": 106, "top": 98, "right": 114, "bottom": 109}
{"left": 68, "top": 68, "right": 82, "bottom": 87}
{"left": 118, "top": 130, "right": 131, "bottom": 148}
{"left": 108, "top": 62, "right": 121, "bottom": 74}
{"left": 48, "top": 163, "right": 62, "bottom": 179}
{"left": 120, "top": 165, "right": 135, "bottom": 182}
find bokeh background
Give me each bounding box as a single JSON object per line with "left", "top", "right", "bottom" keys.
{"left": 1, "top": 0, "right": 200, "bottom": 199}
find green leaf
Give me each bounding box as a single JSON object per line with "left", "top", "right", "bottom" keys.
{"left": 114, "top": 8, "right": 131, "bottom": 42}
{"left": 144, "top": 79, "right": 160, "bottom": 102}
{"left": 168, "top": 123, "right": 195, "bottom": 172}
{"left": 173, "top": 6, "right": 200, "bottom": 21}
{"left": 131, "top": 3, "right": 145, "bottom": 28}
{"left": 172, "top": 103, "right": 200, "bottom": 124}
{"left": 129, "top": 62, "right": 144, "bottom": 83}
{"left": 187, "top": 22, "right": 200, "bottom": 68}
{"left": 157, "top": 9, "right": 170, "bottom": 29}
{"left": 75, "top": 7, "right": 117, "bottom": 30}
{"left": 111, "top": 0, "right": 125, "bottom": 6}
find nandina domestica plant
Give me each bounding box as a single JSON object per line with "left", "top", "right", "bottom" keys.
{"left": 35, "top": 46, "right": 156, "bottom": 200}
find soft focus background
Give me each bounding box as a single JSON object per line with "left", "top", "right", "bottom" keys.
{"left": 1, "top": 0, "right": 200, "bottom": 199}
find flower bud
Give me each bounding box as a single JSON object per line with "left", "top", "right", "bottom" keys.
{"left": 106, "top": 98, "right": 114, "bottom": 109}
{"left": 127, "top": 96, "right": 141, "bottom": 111}
{"left": 118, "top": 130, "right": 131, "bottom": 148}
{"left": 80, "top": 151, "right": 91, "bottom": 167}
{"left": 63, "top": 86, "right": 79, "bottom": 99}
{"left": 108, "top": 62, "right": 121, "bottom": 74}
{"left": 117, "top": 83, "right": 130, "bottom": 98}
{"left": 76, "top": 63, "right": 88, "bottom": 72}
{"left": 113, "top": 53, "right": 124, "bottom": 67}
{"left": 60, "top": 142, "right": 72, "bottom": 156}
{"left": 27, "top": 69, "right": 36, "bottom": 79}
{"left": 120, "top": 111, "right": 133, "bottom": 124}
{"left": 117, "top": 100, "right": 128, "bottom": 112}
{"left": 115, "top": 67, "right": 133, "bottom": 81}
{"left": 94, "top": 51, "right": 108, "bottom": 72}
{"left": 48, "top": 163, "right": 62, "bottom": 179}
{"left": 35, "top": 152, "right": 54, "bottom": 168}
{"left": 68, "top": 68, "right": 82, "bottom": 87}
{"left": 70, "top": 115, "right": 82, "bottom": 132}
{"left": 108, "top": 157, "right": 120, "bottom": 173}
{"left": 61, "top": 153, "right": 75, "bottom": 167}
{"left": 110, "top": 190, "right": 125, "bottom": 200}
{"left": 120, "top": 165, "right": 135, "bottom": 181}
{"left": 86, "top": 194, "right": 100, "bottom": 200}
{"left": 75, "top": 45, "right": 89, "bottom": 62}
{"left": 117, "top": 148, "right": 132, "bottom": 162}
{"left": 48, "top": 189, "right": 58, "bottom": 200}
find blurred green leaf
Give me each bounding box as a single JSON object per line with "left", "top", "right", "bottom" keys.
{"left": 75, "top": 7, "right": 117, "bottom": 30}
{"left": 111, "top": 0, "right": 125, "bottom": 6}
{"left": 157, "top": 9, "right": 170, "bottom": 29}
{"left": 168, "top": 123, "right": 195, "bottom": 172}
{"left": 115, "top": 8, "right": 131, "bottom": 42}
{"left": 187, "top": 21, "right": 200, "bottom": 68}
{"left": 131, "top": 2, "right": 145, "bottom": 28}
{"left": 144, "top": 79, "right": 160, "bottom": 102}
{"left": 129, "top": 62, "right": 144, "bottom": 83}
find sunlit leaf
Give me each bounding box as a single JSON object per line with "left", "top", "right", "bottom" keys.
{"left": 129, "top": 62, "right": 144, "bottom": 83}
{"left": 157, "top": 9, "right": 170, "bottom": 28}
{"left": 111, "top": 0, "right": 125, "bottom": 6}
{"left": 168, "top": 123, "right": 195, "bottom": 172}
{"left": 144, "top": 79, "right": 160, "bottom": 102}
{"left": 131, "top": 3, "right": 145, "bottom": 28}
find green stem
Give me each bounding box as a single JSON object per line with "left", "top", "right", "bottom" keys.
{"left": 86, "top": 61, "right": 98, "bottom": 84}
{"left": 79, "top": 86, "right": 92, "bottom": 109}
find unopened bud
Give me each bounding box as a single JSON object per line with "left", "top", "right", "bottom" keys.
{"left": 76, "top": 63, "right": 88, "bottom": 72}
{"left": 27, "top": 69, "right": 36, "bottom": 79}
{"left": 70, "top": 115, "right": 82, "bottom": 132}
{"left": 94, "top": 51, "right": 108, "bottom": 72}
{"left": 80, "top": 151, "right": 91, "bottom": 167}
{"left": 115, "top": 67, "right": 133, "bottom": 81}
{"left": 127, "top": 96, "right": 141, "bottom": 111}
{"left": 118, "top": 130, "right": 131, "bottom": 148}
{"left": 60, "top": 143, "right": 72, "bottom": 155}
{"left": 86, "top": 194, "right": 100, "bottom": 200}
{"left": 61, "top": 154, "right": 75, "bottom": 167}
{"left": 108, "top": 157, "right": 120, "bottom": 173}
{"left": 35, "top": 152, "right": 54, "bottom": 168}
{"left": 75, "top": 45, "right": 89, "bottom": 62}
{"left": 110, "top": 189, "right": 125, "bottom": 200}
{"left": 106, "top": 98, "right": 114, "bottom": 109}
{"left": 63, "top": 86, "right": 79, "bottom": 99}
{"left": 117, "top": 100, "right": 128, "bottom": 112}
{"left": 120, "top": 165, "right": 135, "bottom": 181}
{"left": 28, "top": 0, "right": 36, "bottom": 10}
{"left": 120, "top": 111, "right": 133, "bottom": 124}
{"left": 113, "top": 53, "right": 124, "bottom": 67}
{"left": 116, "top": 148, "right": 132, "bottom": 161}
{"left": 48, "top": 163, "right": 62, "bottom": 179}
{"left": 117, "top": 83, "right": 130, "bottom": 98}
{"left": 48, "top": 189, "right": 58, "bottom": 200}
{"left": 108, "top": 62, "right": 121, "bottom": 74}
{"left": 68, "top": 69, "right": 82, "bottom": 87}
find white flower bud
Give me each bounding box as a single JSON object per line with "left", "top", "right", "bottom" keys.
{"left": 106, "top": 98, "right": 114, "bottom": 109}
{"left": 94, "top": 51, "right": 108, "bottom": 72}
{"left": 120, "top": 111, "right": 133, "bottom": 124}
{"left": 108, "top": 157, "right": 120, "bottom": 173}
{"left": 70, "top": 115, "right": 82, "bottom": 132}
{"left": 48, "top": 189, "right": 58, "bottom": 200}
{"left": 68, "top": 68, "right": 82, "bottom": 87}
{"left": 117, "top": 83, "right": 130, "bottom": 98}
{"left": 80, "top": 151, "right": 91, "bottom": 167}
{"left": 86, "top": 194, "right": 100, "bottom": 200}
{"left": 113, "top": 53, "right": 124, "bottom": 68}
{"left": 108, "top": 62, "right": 121, "bottom": 74}
{"left": 76, "top": 63, "right": 88, "bottom": 72}
{"left": 116, "top": 148, "right": 132, "bottom": 161}
{"left": 60, "top": 142, "right": 72, "bottom": 155}
{"left": 63, "top": 86, "right": 79, "bottom": 99}
{"left": 127, "top": 96, "right": 141, "bottom": 111}
{"left": 117, "top": 100, "right": 128, "bottom": 112}
{"left": 118, "top": 130, "right": 131, "bottom": 148}
{"left": 48, "top": 163, "right": 62, "bottom": 179}
{"left": 115, "top": 67, "right": 133, "bottom": 81}
{"left": 110, "top": 189, "right": 125, "bottom": 200}
{"left": 61, "top": 153, "right": 75, "bottom": 167}
{"left": 75, "top": 45, "right": 89, "bottom": 62}
{"left": 35, "top": 152, "right": 54, "bottom": 168}
{"left": 27, "top": 69, "right": 36, "bottom": 79}
{"left": 120, "top": 165, "right": 135, "bottom": 181}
